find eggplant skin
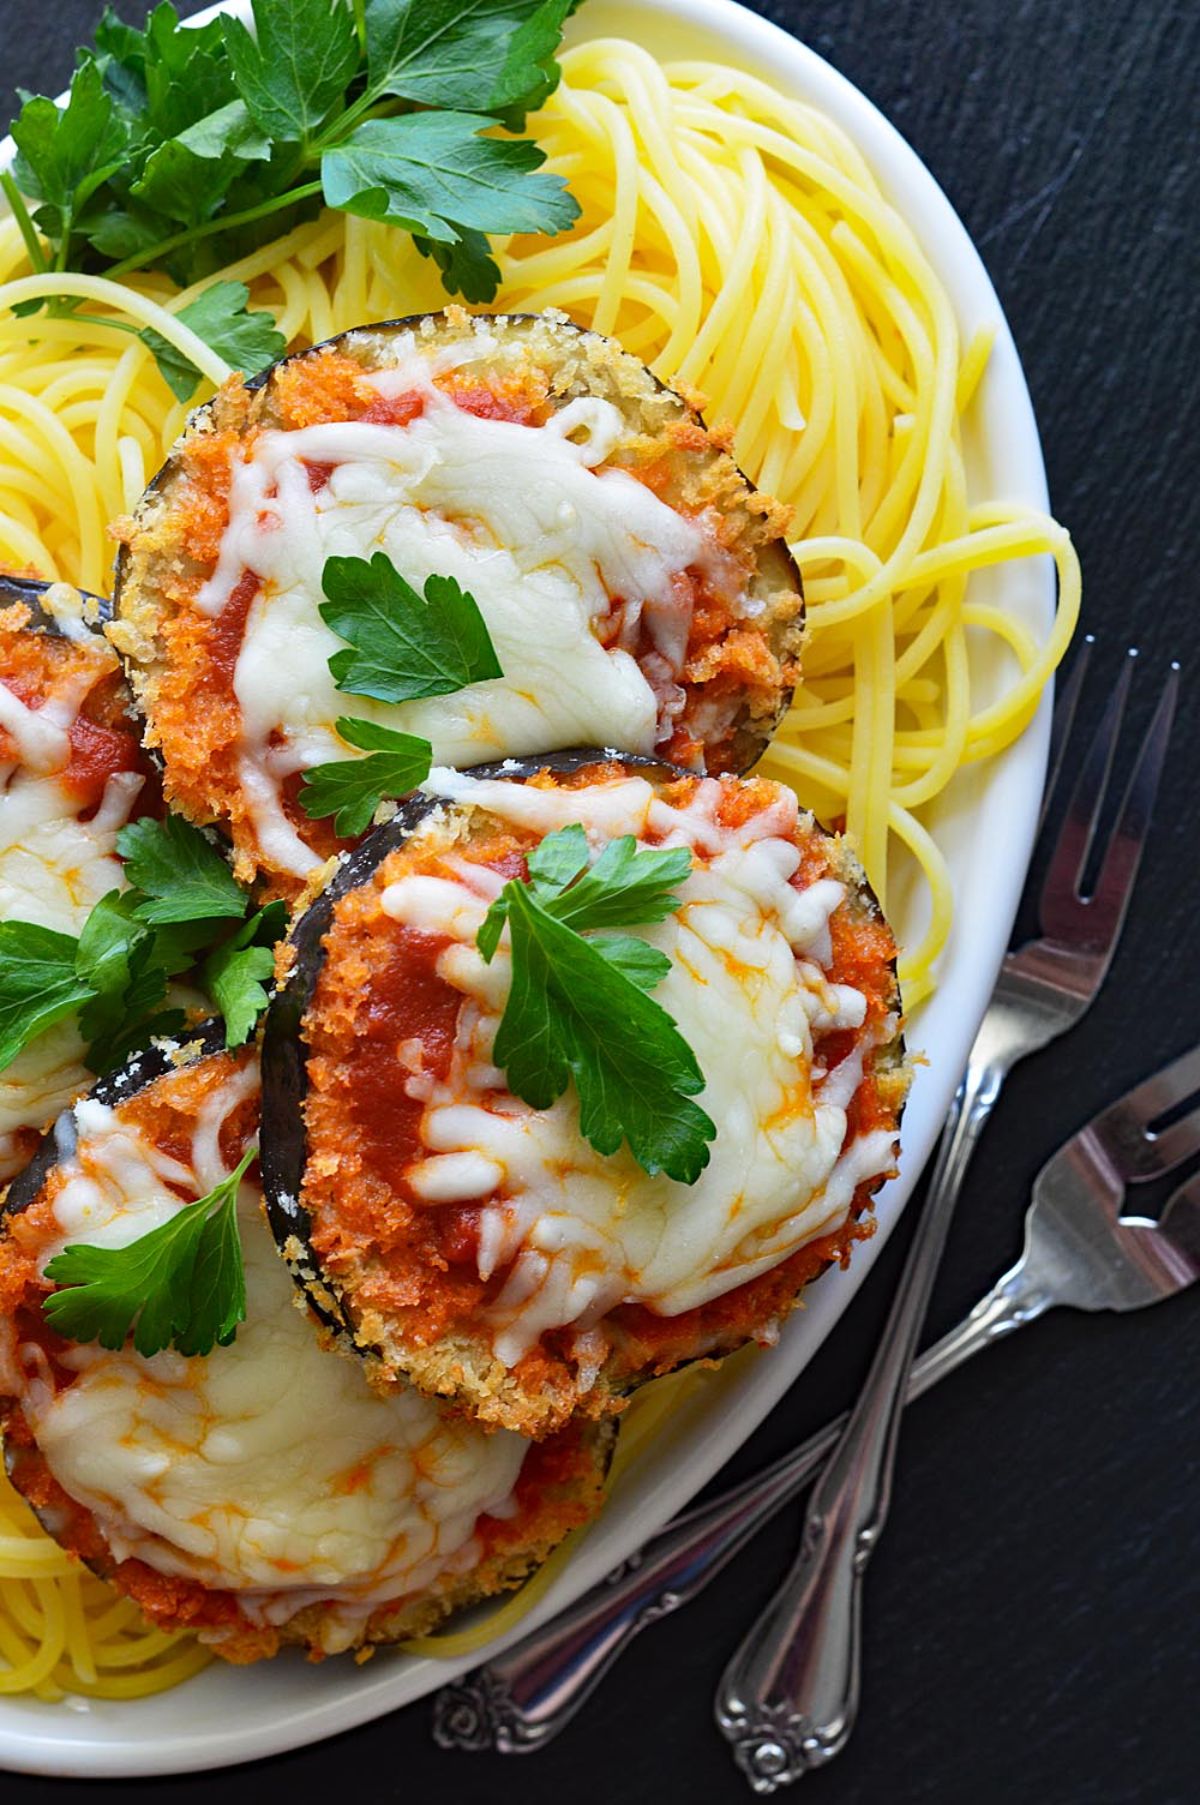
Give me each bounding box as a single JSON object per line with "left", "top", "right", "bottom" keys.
{"left": 262, "top": 747, "right": 909, "bottom": 1438}
{"left": 0, "top": 575, "right": 112, "bottom": 636}
{"left": 1, "top": 1022, "right": 230, "bottom": 1231}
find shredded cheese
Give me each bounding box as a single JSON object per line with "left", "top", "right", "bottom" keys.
{"left": 8, "top": 1064, "right": 529, "bottom": 1657}
{"left": 198, "top": 331, "right": 724, "bottom": 879}
{"left": 380, "top": 770, "right": 897, "bottom": 1365}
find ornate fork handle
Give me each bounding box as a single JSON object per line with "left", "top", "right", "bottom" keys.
{"left": 432, "top": 1222, "right": 1049, "bottom": 1756}
{"left": 711, "top": 1051, "right": 1020, "bottom": 1790}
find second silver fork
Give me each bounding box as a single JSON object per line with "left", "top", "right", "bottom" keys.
{"left": 433, "top": 1033, "right": 1200, "bottom": 1759}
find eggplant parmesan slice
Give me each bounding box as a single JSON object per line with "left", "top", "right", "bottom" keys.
{"left": 0, "top": 578, "right": 153, "bottom": 1179}
{"left": 262, "top": 750, "right": 909, "bottom": 1439}
{"left": 111, "top": 309, "right": 803, "bottom": 896}
{"left": 0, "top": 1030, "right": 610, "bottom": 1663}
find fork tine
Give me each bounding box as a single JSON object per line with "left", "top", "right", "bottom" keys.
{"left": 1038, "top": 634, "right": 1094, "bottom": 833}
{"left": 1038, "top": 648, "right": 1135, "bottom": 934}
{"left": 1081, "top": 662, "right": 1180, "bottom": 943}
{"left": 1088, "top": 1039, "right": 1200, "bottom": 1183}
{"left": 1155, "top": 1169, "right": 1200, "bottom": 1277}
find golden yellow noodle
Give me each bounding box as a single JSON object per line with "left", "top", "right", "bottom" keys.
{"left": 0, "top": 1468, "right": 210, "bottom": 1697}
{"left": 0, "top": 37, "right": 1079, "bottom": 1692}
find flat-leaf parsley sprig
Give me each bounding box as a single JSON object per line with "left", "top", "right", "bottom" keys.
{"left": 299, "top": 551, "right": 505, "bottom": 834}
{"left": 478, "top": 824, "right": 717, "bottom": 1183}
{"left": 0, "top": 816, "right": 282, "bottom": 1077}
{"left": 4, "top": 0, "right": 582, "bottom": 388}
{"left": 43, "top": 1143, "right": 256, "bottom": 1359}
{"left": 320, "top": 552, "right": 503, "bottom": 703}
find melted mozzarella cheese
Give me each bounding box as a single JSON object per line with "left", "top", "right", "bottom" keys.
{"left": 0, "top": 629, "right": 143, "bottom": 1160}
{"left": 198, "top": 328, "right": 726, "bottom": 879}
{"left": 0, "top": 765, "right": 141, "bottom": 937}
{"left": 22, "top": 1067, "right": 527, "bottom": 1653}
{"left": 382, "top": 773, "right": 898, "bottom": 1364}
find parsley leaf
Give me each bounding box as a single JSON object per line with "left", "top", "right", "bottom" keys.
{"left": 202, "top": 903, "right": 286, "bottom": 1048}
{"left": 130, "top": 105, "right": 272, "bottom": 232}
{"left": 535, "top": 836, "right": 694, "bottom": 932}
{"left": 117, "top": 815, "right": 248, "bottom": 925}
{"left": 412, "top": 225, "right": 502, "bottom": 303}
{"left": 478, "top": 826, "right": 713, "bottom": 1180}
{"left": 73, "top": 890, "right": 142, "bottom": 1008}
{"left": 299, "top": 718, "right": 433, "bottom": 837}
{"left": 222, "top": 0, "right": 360, "bottom": 146}
{"left": 526, "top": 822, "right": 591, "bottom": 890}
{"left": 487, "top": 0, "right": 579, "bottom": 128}
{"left": 478, "top": 828, "right": 694, "bottom": 956}
{"left": 0, "top": 924, "right": 94, "bottom": 1070}
{"left": 364, "top": 0, "right": 577, "bottom": 129}
{"left": 119, "top": 4, "right": 241, "bottom": 139}
{"left": 486, "top": 880, "right": 715, "bottom": 1183}
{"left": 321, "top": 552, "right": 502, "bottom": 703}
{"left": 139, "top": 279, "right": 287, "bottom": 401}
{"left": 43, "top": 1145, "right": 255, "bottom": 1358}
{"left": 321, "top": 111, "right": 577, "bottom": 243}
{"left": 0, "top": 831, "right": 279, "bottom": 1076}
{"left": 6, "top": 0, "right": 580, "bottom": 311}
{"left": 75, "top": 891, "right": 166, "bottom": 1064}
{"left": 11, "top": 60, "right": 128, "bottom": 254}
{"left": 588, "top": 932, "right": 674, "bottom": 991}
{"left": 204, "top": 944, "right": 274, "bottom": 1047}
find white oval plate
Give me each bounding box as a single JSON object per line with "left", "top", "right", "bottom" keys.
{"left": 0, "top": 0, "right": 1054, "bottom": 1775}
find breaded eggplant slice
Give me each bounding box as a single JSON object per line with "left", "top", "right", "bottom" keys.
{"left": 110, "top": 309, "right": 803, "bottom": 898}
{"left": 0, "top": 577, "right": 155, "bottom": 1179}
{"left": 262, "top": 749, "right": 909, "bottom": 1440}
{"left": 0, "top": 1029, "right": 611, "bottom": 1663}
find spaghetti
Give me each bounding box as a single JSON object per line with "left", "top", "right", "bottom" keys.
{"left": 0, "top": 1467, "right": 210, "bottom": 1698}
{"left": 0, "top": 36, "right": 1079, "bottom": 1692}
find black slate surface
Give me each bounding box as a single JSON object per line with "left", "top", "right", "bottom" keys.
{"left": 2, "top": 2, "right": 1199, "bottom": 1801}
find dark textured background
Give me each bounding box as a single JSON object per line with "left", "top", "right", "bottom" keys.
{"left": 3, "top": 1, "right": 1199, "bottom": 1800}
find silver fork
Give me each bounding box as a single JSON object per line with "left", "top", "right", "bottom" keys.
{"left": 711, "top": 647, "right": 1178, "bottom": 1788}
{"left": 432, "top": 1038, "right": 1200, "bottom": 1758}
{"left": 431, "top": 647, "right": 1177, "bottom": 1757}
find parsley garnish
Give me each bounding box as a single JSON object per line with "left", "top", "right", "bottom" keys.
{"left": 299, "top": 552, "right": 504, "bottom": 834}
{"left": 299, "top": 717, "right": 434, "bottom": 836}
{"left": 117, "top": 814, "right": 249, "bottom": 924}
{"left": 0, "top": 925, "right": 94, "bottom": 1070}
{"left": 478, "top": 827, "right": 716, "bottom": 1182}
{"left": 0, "top": 820, "right": 282, "bottom": 1075}
{"left": 138, "top": 280, "right": 286, "bottom": 401}
{"left": 321, "top": 553, "right": 503, "bottom": 703}
{"left": 201, "top": 901, "right": 287, "bottom": 1049}
{"left": 43, "top": 1144, "right": 255, "bottom": 1358}
{"left": 6, "top": 0, "right": 580, "bottom": 347}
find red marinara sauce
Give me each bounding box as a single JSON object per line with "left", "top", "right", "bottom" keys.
{"left": 207, "top": 568, "right": 260, "bottom": 694}
{"left": 347, "top": 930, "right": 464, "bottom": 1194}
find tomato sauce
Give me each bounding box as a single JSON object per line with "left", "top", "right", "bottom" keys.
{"left": 62, "top": 713, "right": 141, "bottom": 807}
{"left": 360, "top": 390, "right": 424, "bottom": 428}
{"left": 304, "top": 460, "right": 336, "bottom": 493}
{"left": 347, "top": 931, "right": 462, "bottom": 1194}
{"left": 207, "top": 568, "right": 260, "bottom": 694}
{"left": 443, "top": 381, "right": 542, "bottom": 426}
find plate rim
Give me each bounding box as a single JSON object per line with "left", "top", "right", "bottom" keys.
{"left": 0, "top": 0, "right": 1055, "bottom": 1774}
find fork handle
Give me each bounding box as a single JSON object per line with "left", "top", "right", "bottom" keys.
{"left": 712, "top": 1057, "right": 1011, "bottom": 1790}
{"left": 432, "top": 1225, "right": 1049, "bottom": 1754}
